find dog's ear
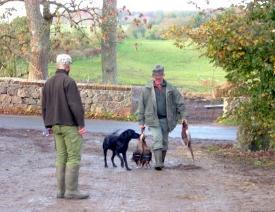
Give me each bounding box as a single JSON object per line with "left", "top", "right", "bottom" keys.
{"left": 120, "top": 131, "right": 128, "bottom": 140}
{"left": 119, "top": 129, "right": 131, "bottom": 140}
{"left": 126, "top": 129, "right": 133, "bottom": 136}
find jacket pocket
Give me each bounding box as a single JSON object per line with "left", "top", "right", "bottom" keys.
{"left": 145, "top": 113, "right": 155, "bottom": 125}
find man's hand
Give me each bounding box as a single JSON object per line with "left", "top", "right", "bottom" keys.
{"left": 48, "top": 128, "right": 53, "bottom": 134}
{"left": 182, "top": 119, "right": 188, "bottom": 129}
{"left": 79, "top": 127, "right": 86, "bottom": 136}
{"left": 140, "top": 125, "right": 145, "bottom": 134}
{"left": 43, "top": 128, "right": 52, "bottom": 136}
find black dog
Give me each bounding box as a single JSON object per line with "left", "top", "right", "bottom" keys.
{"left": 103, "top": 129, "right": 140, "bottom": 171}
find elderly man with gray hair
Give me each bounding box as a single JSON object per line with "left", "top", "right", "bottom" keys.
{"left": 42, "top": 54, "right": 89, "bottom": 199}
{"left": 137, "top": 65, "right": 186, "bottom": 171}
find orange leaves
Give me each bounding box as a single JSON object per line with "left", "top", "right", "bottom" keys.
{"left": 167, "top": 0, "right": 275, "bottom": 151}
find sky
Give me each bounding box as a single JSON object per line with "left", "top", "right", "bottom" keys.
{"left": 117, "top": 0, "right": 249, "bottom": 11}
{"left": 0, "top": 0, "right": 250, "bottom": 19}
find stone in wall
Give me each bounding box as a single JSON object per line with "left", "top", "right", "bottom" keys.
{"left": 18, "top": 87, "right": 30, "bottom": 98}
{"left": 83, "top": 97, "right": 93, "bottom": 105}
{"left": 87, "top": 90, "right": 95, "bottom": 98}
{"left": 26, "top": 105, "right": 41, "bottom": 112}
{"left": 7, "top": 84, "right": 20, "bottom": 96}
{"left": 97, "top": 93, "right": 110, "bottom": 102}
{"left": 37, "top": 98, "right": 41, "bottom": 105}
{"left": 0, "top": 94, "right": 12, "bottom": 106}
{"left": 112, "top": 93, "right": 125, "bottom": 102}
{"left": 30, "top": 87, "right": 41, "bottom": 99}
{"left": 23, "top": 97, "right": 37, "bottom": 105}
{"left": 11, "top": 96, "right": 22, "bottom": 104}
{"left": 0, "top": 83, "right": 8, "bottom": 94}
{"left": 80, "top": 90, "right": 88, "bottom": 99}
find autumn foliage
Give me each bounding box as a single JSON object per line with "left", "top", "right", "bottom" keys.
{"left": 167, "top": 0, "right": 275, "bottom": 150}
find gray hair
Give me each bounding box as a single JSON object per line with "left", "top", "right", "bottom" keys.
{"left": 56, "top": 54, "right": 72, "bottom": 65}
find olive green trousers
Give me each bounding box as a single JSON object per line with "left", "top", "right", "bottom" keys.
{"left": 149, "top": 118, "right": 169, "bottom": 151}
{"left": 52, "top": 125, "right": 83, "bottom": 167}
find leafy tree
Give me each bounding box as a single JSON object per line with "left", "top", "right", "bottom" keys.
{"left": 0, "top": 16, "right": 30, "bottom": 77}
{"left": 167, "top": 0, "right": 275, "bottom": 150}
{"left": 0, "top": 0, "right": 101, "bottom": 80}
{"left": 144, "top": 25, "right": 163, "bottom": 40}
{"left": 126, "top": 24, "right": 146, "bottom": 39}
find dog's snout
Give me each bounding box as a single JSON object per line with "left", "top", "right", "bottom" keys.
{"left": 134, "top": 133, "right": 140, "bottom": 138}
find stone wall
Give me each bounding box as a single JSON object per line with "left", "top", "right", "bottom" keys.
{"left": 0, "top": 78, "right": 132, "bottom": 118}
{"left": 78, "top": 84, "right": 132, "bottom": 116}
{"left": 0, "top": 79, "right": 43, "bottom": 114}
{"left": 0, "top": 78, "right": 224, "bottom": 123}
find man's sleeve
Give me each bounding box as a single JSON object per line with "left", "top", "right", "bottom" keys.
{"left": 137, "top": 88, "right": 145, "bottom": 125}
{"left": 65, "top": 80, "right": 85, "bottom": 127}
{"left": 42, "top": 86, "right": 47, "bottom": 125}
{"left": 174, "top": 88, "right": 185, "bottom": 120}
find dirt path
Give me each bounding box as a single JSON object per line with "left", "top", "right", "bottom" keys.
{"left": 0, "top": 129, "right": 274, "bottom": 212}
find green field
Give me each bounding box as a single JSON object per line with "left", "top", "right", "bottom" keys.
{"left": 49, "top": 39, "right": 226, "bottom": 93}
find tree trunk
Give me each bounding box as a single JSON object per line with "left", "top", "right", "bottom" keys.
{"left": 25, "top": 0, "right": 52, "bottom": 80}
{"left": 101, "top": 0, "right": 117, "bottom": 84}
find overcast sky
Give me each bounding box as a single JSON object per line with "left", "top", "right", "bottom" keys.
{"left": 0, "top": 0, "right": 250, "bottom": 19}
{"left": 117, "top": 0, "right": 249, "bottom": 11}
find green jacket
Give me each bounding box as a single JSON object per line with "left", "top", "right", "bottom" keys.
{"left": 137, "top": 81, "right": 185, "bottom": 132}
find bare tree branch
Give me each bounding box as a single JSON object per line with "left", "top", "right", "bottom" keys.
{"left": 0, "top": 0, "right": 23, "bottom": 6}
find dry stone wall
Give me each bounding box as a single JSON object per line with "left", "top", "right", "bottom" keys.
{"left": 0, "top": 78, "right": 132, "bottom": 117}
{"left": 0, "top": 78, "right": 224, "bottom": 123}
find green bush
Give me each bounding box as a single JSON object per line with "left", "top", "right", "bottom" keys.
{"left": 172, "top": 1, "right": 275, "bottom": 150}
{"left": 0, "top": 17, "right": 30, "bottom": 77}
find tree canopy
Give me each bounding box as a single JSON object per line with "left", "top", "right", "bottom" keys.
{"left": 166, "top": 0, "right": 275, "bottom": 150}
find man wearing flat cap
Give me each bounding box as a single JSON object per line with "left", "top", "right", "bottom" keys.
{"left": 42, "top": 54, "right": 89, "bottom": 199}
{"left": 137, "top": 65, "right": 186, "bottom": 170}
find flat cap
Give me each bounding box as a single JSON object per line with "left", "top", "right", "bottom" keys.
{"left": 152, "top": 64, "right": 164, "bottom": 75}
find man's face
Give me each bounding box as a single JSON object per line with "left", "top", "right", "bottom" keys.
{"left": 153, "top": 73, "right": 164, "bottom": 86}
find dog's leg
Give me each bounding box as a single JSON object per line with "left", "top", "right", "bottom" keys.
{"left": 111, "top": 151, "right": 117, "bottom": 168}
{"left": 122, "top": 152, "right": 131, "bottom": 171}
{"left": 104, "top": 148, "right": 108, "bottom": 168}
{"left": 116, "top": 152, "right": 124, "bottom": 168}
